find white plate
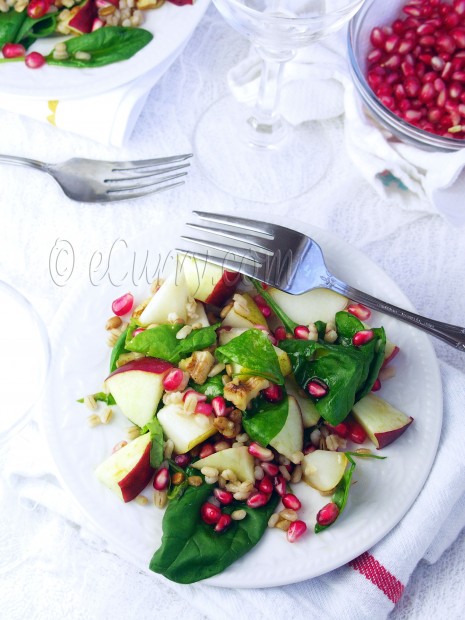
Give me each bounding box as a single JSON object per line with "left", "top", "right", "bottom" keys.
{"left": 42, "top": 219, "right": 442, "bottom": 588}
{"left": 1, "top": 0, "right": 210, "bottom": 100}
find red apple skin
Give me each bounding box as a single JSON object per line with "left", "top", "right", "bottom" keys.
{"left": 205, "top": 270, "right": 240, "bottom": 306}
{"left": 118, "top": 443, "right": 154, "bottom": 502}
{"left": 106, "top": 357, "right": 173, "bottom": 381}
{"left": 68, "top": 0, "right": 98, "bottom": 34}
{"left": 374, "top": 417, "right": 414, "bottom": 449}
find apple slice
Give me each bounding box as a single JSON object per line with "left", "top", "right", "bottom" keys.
{"left": 269, "top": 396, "right": 304, "bottom": 461}
{"left": 351, "top": 393, "right": 413, "bottom": 449}
{"left": 383, "top": 340, "right": 400, "bottom": 367}
{"left": 105, "top": 358, "right": 172, "bottom": 428}
{"left": 192, "top": 446, "right": 255, "bottom": 482}
{"left": 285, "top": 378, "right": 320, "bottom": 428}
{"left": 187, "top": 301, "right": 210, "bottom": 328}
{"left": 302, "top": 450, "right": 348, "bottom": 492}
{"left": 157, "top": 403, "right": 216, "bottom": 454}
{"left": 180, "top": 255, "right": 239, "bottom": 306}
{"left": 222, "top": 294, "right": 269, "bottom": 329}
{"left": 95, "top": 433, "right": 153, "bottom": 502}
{"left": 67, "top": 0, "right": 98, "bottom": 34}
{"left": 139, "top": 270, "right": 189, "bottom": 326}
{"left": 268, "top": 287, "right": 348, "bottom": 325}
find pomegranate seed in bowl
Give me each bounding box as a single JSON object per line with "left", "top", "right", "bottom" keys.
{"left": 111, "top": 292, "right": 134, "bottom": 316}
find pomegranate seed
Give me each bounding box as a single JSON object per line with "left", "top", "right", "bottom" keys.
{"left": 200, "top": 502, "right": 221, "bottom": 525}
{"left": 213, "top": 488, "right": 234, "bottom": 505}
{"left": 287, "top": 520, "right": 307, "bottom": 542}
{"left": 132, "top": 327, "right": 145, "bottom": 337}
{"left": 211, "top": 395, "right": 227, "bottom": 417}
{"left": 307, "top": 379, "right": 329, "bottom": 398}
{"left": 398, "top": 38, "right": 416, "bottom": 54}
{"left": 92, "top": 17, "right": 105, "bottom": 31}
{"left": 370, "top": 27, "right": 386, "bottom": 48}
{"left": 282, "top": 493, "right": 302, "bottom": 511}
{"left": 274, "top": 475, "right": 287, "bottom": 496}
{"left": 449, "top": 82, "right": 463, "bottom": 98}
{"left": 347, "top": 302, "right": 371, "bottom": 321}
{"left": 261, "top": 462, "right": 279, "bottom": 476}
{"left": 258, "top": 476, "right": 274, "bottom": 494}
{"left": 27, "top": 0, "right": 50, "bottom": 19}
{"left": 304, "top": 443, "right": 316, "bottom": 455}
{"left": 444, "top": 11, "right": 460, "bottom": 28}
{"left": 417, "top": 23, "right": 435, "bottom": 36}
{"left": 195, "top": 402, "right": 213, "bottom": 416}
{"left": 183, "top": 389, "right": 207, "bottom": 403}
{"left": 199, "top": 443, "right": 215, "bottom": 459}
{"left": 403, "top": 5, "right": 422, "bottom": 18}
{"left": 162, "top": 368, "right": 187, "bottom": 392}
{"left": 404, "top": 75, "right": 421, "bottom": 96}
{"left": 25, "top": 51, "right": 45, "bottom": 69}
{"left": 384, "top": 34, "right": 400, "bottom": 53}
{"left": 111, "top": 292, "right": 134, "bottom": 316}
{"left": 153, "top": 467, "right": 170, "bottom": 491}
{"left": 454, "top": 0, "right": 465, "bottom": 16}
{"left": 274, "top": 325, "right": 287, "bottom": 341}
{"left": 248, "top": 442, "right": 274, "bottom": 462}
{"left": 401, "top": 59, "right": 416, "bottom": 77}
{"left": 294, "top": 325, "right": 310, "bottom": 340}
{"left": 214, "top": 513, "right": 232, "bottom": 533}
{"left": 420, "top": 82, "right": 436, "bottom": 101}
{"left": 2, "top": 43, "right": 26, "bottom": 58}
{"left": 352, "top": 329, "right": 375, "bottom": 346}
{"left": 262, "top": 383, "right": 283, "bottom": 403}
{"left": 325, "top": 421, "right": 348, "bottom": 438}
{"left": 371, "top": 378, "right": 382, "bottom": 392}
{"left": 247, "top": 492, "right": 270, "bottom": 508}
{"left": 368, "top": 48, "right": 383, "bottom": 63}
{"left": 431, "top": 56, "right": 446, "bottom": 71}
{"left": 418, "top": 34, "right": 436, "bottom": 47}
{"left": 316, "top": 502, "right": 340, "bottom": 526}
{"left": 174, "top": 454, "right": 191, "bottom": 467}
{"left": 346, "top": 419, "right": 367, "bottom": 444}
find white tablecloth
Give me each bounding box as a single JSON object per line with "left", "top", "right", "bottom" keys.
{"left": 0, "top": 6, "right": 464, "bottom": 619}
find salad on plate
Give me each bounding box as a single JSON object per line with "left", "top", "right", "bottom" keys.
{"left": 0, "top": 0, "right": 190, "bottom": 69}
{"left": 80, "top": 254, "right": 413, "bottom": 584}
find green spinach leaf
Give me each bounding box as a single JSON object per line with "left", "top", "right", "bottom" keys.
{"left": 16, "top": 13, "right": 57, "bottom": 47}
{"left": 150, "top": 484, "right": 279, "bottom": 584}
{"left": 125, "top": 321, "right": 219, "bottom": 364}
{"left": 47, "top": 26, "right": 153, "bottom": 68}
{"left": 0, "top": 10, "right": 25, "bottom": 48}
{"left": 242, "top": 394, "right": 289, "bottom": 446}
{"left": 109, "top": 327, "right": 129, "bottom": 373}
{"left": 215, "top": 329, "right": 284, "bottom": 385}
{"left": 251, "top": 280, "right": 297, "bottom": 333}
{"left": 145, "top": 418, "right": 164, "bottom": 469}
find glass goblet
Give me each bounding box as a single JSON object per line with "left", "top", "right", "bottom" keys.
{"left": 194, "top": 0, "right": 366, "bottom": 203}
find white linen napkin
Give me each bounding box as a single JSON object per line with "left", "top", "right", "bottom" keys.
{"left": 0, "top": 47, "right": 180, "bottom": 147}
{"left": 228, "top": 31, "right": 465, "bottom": 226}
{"left": 4, "top": 361, "right": 465, "bottom": 619}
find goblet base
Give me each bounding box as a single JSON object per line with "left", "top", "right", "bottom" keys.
{"left": 194, "top": 95, "right": 331, "bottom": 203}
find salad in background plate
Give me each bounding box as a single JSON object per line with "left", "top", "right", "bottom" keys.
{"left": 81, "top": 255, "right": 413, "bottom": 584}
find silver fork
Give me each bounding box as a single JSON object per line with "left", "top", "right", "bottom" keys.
{"left": 0, "top": 153, "right": 192, "bottom": 202}
{"left": 179, "top": 211, "right": 465, "bottom": 351}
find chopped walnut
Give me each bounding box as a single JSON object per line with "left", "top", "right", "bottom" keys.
{"left": 213, "top": 409, "right": 242, "bottom": 439}
{"left": 223, "top": 376, "right": 270, "bottom": 411}
{"left": 179, "top": 350, "right": 215, "bottom": 385}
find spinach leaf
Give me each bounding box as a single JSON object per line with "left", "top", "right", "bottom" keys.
{"left": 109, "top": 327, "right": 129, "bottom": 373}
{"left": 145, "top": 418, "right": 164, "bottom": 469}
{"left": 251, "top": 280, "right": 297, "bottom": 333}
{"left": 0, "top": 10, "right": 25, "bottom": 48}
{"left": 16, "top": 13, "right": 57, "bottom": 47}
{"left": 216, "top": 329, "right": 284, "bottom": 385}
{"left": 189, "top": 374, "right": 225, "bottom": 399}
{"left": 125, "top": 321, "right": 219, "bottom": 364}
{"left": 242, "top": 394, "right": 289, "bottom": 446}
{"left": 77, "top": 391, "right": 116, "bottom": 405}
{"left": 150, "top": 483, "right": 279, "bottom": 584}
{"left": 46, "top": 26, "right": 153, "bottom": 68}
{"left": 315, "top": 454, "right": 356, "bottom": 533}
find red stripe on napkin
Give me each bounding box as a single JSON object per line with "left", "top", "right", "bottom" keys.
{"left": 349, "top": 552, "right": 404, "bottom": 603}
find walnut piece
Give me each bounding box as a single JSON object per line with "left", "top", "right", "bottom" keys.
{"left": 223, "top": 376, "right": 270, "bottom": 411}
{"left": 179, "top": 350, "right": 215, "bottom": 385}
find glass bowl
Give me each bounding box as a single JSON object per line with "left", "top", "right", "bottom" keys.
{"left": 348, "top": 0, "right": 465, "bottom": 152}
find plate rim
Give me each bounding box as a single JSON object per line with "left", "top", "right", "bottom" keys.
{"left": 40, "top": 218, "right": 443, "bottom": 589}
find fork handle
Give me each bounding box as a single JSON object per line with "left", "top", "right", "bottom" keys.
{"left": 0, "top": 154, "right": 47, "bottom": 172}
{"left": 328, "top": 278, "right": 465, "bottom": 351}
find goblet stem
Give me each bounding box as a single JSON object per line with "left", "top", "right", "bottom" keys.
{"left": 246, "top": 50, "right": 293, "bottom": 149}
